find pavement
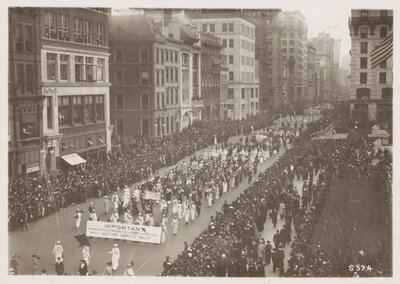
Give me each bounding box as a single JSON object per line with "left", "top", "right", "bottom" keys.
{"left": 9, "top": 113, "right": 319, "bottom": 276}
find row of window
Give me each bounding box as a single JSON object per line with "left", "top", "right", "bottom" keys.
{"left": 240, "top": 71, "right": 256, "bottom": 82}
{"left": 155, "top": 48, "right": 179, "bottom": 64}
{"left": 55, "top": 95, "right": 104, "bottom": 127}
{"left": 241, "top": 39, "right": 255, "bottom": 52}
{"left": 359, "top": 57, "right": 386, "bottom": 69}
{"left": 60, "top": 133, "right": 106, "bottom": 154}
{"left": 155, "top": 67, "right": 179, "bottom": 86}
{"left": 44, "top": 11, "right": 106, "bottom": 46}
{"left": 282, "top": 32, "right": 295, "bottom": 38}
{"left": 282, "top": 39, "right": 296, "bottom": 46}
{"left": 113, "top": 93, "right": 149, "bottom": 110}
{"left": 227, "top": 88, "right": 259, "bottom": 99}
{"left": 240, "top": 55, "right": 255, "bottom": 67}
{"left": 114, "top": 70, "right": 150, "bottom": 86}
{"left": 359, "top": 26, "right": 388, "bottom": 39}
{"left": 359, "top": 72, "right": 388, "bottom": 84}
{"left": 360, "top": 10, "right": 389, "bottom": 18}
{"left": 355, "top": 87, "right": 392, "bottom": 100}
{"left": 221, "top": 38, "right": 234, "bottom": 48}
{"left": 46, "top": 52, "right": 105, "bottom": 82}
{"left": 156, "top": 89, "right": 180, "bottom": 109}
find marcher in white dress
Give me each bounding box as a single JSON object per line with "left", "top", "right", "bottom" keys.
{"left": 82, "top": 246, "right": 91, "bottom": 266}
{"left": 75, "top": 209, "right": 82, "bottom": 228}
{"left": 52, "top": 241, "right": 63, "bottom": 262}
{"left": 124, "top": 210, "right": 133, "bottom": 224}
{"left": 110, "top": 210, "right": 119, "bottom": 223}
{"left": 108, "top": 244, "right": 120, "bottom": 271}
{"left": 183, "top": 206, "right": 190, "bottom": 225}
{"left": 223, "top": 181, "right": 227, "bottom": 194}
{"left": 190, "top": 202, "right": 196, "bottom": 221}
{"left": 171, "top": 215, "right": 179, "bottom": 235}
{"left": 161, "top": 222, "right": 168, "bottom": 245}
{"left": 207, "top": 191, "right": 213, "bottom": 207}
{"left": 176, "top": 202, "right": 182, "bottom": 220}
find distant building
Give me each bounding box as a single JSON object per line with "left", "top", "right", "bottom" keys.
{"left": 109, "top": 11, "right": 201, "bottom": 139}
{"left": 307, "top": 44, "right": 318, "bottom": 105}
{"left": 279, "top": 11, "right": 308, "bottom": 108}
{"left": 190, "top": 11, "right": 260, "bottom": 120}
{"left": 348, "top": 9, "right": 393, "bottom": 128}
{"left": 200, "top": 32, "right": 225, "bottom": 120}
{"left": 9, "top": 7, "right": 112, "bottom": 178}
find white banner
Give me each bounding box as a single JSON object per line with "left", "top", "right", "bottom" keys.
{"left": 86, "top": 221, "right": 162, "bottom": 244}
{"left": 144, "top": 190, "right": 161, "bottom": 201}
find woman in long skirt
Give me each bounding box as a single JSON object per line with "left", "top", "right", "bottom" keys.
{"left": 190, "top": 202, "right": 196, "bottom": 221}
{"left": 222, "top": 180, "right": 228, "bottom": 194}
{"left": 161, "top": 222, "right": 168, "bottom": 245}
{"left": 176, "top": 202, "right": 183, "bottom": 220}
{"left": 108, "top": 244, "right": 120, "bottom": 271}
{"left": 171, "top": 215, "right": 179, "bottom": 235}
{"left": 82, "top": 246, "right": 90, "bottom": 266}
{"left": 207, "top": 191, "right": 213, "bottom": 207}
{"left": 74, "top": 209, "right": 82, "bottom": 229}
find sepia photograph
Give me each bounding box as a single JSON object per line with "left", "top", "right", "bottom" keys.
{"left": 3, "top": 0, "right": 396, "bottom": 281}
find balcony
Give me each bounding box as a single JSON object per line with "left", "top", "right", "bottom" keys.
{"left": 192, "top": 96, "right": 204, "bottom": 109}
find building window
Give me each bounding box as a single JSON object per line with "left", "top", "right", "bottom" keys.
{"left": 47, "top": 97, "right": 53, "bottom": 129}
{"left": 166, "top": 50, "right": 170, "bottom": 62}
{"left": 228, "top": 23, "right": 234, "bottom": 32}
{"left": 361, "top": 10, "right": 368, "bottom": 18}
{"left": 379, "top": 72, "right": 386, "bottom": 84}
{"left": 95, "top": 95, "right": 104, "bottom": 121}
{"left": 289, "top": 40, "right": 294, "bottom": 45}
{"left": 141, "top": 71, "right": 149, "bottom": 85}
{"left": 360, "top": 27, "right": 368, "bottom": 38}
{"left": 115, "top": 49, "right": 123, "bottom": 63}
{"left": 156, "top": 93, "right": 160, "bottom": 109}
{"left": 380, "top": 10, "right": 388, "bottom": 17}
{"left": 141, "top": 93, "right": 149, "bottom": 110}
{"left": 96, "top": 23, "right": 105, "bottom": 46}
{"left": 58, "top": 96, "right": 71, "bottom": 126}
{"left": 84, "top": 20, "right": 93, "bottom": 44}
{"left": 360, "top": 72, "right": 367, "bottom": 84}
{"left": 115, "top": 70, "right": 123, "bottom": 85}
{"left": 166, "top": 67, "right": 170, "bottom": 82}
{"left": 175, "top": 68, "right": 179, "bottom": 82}
{"left": 140, "top": 48, "right": 149, "bottom": 63}
{"left": 360, "top": 57, "right": 367, "bottom": 69}
{"left": 57, "top": 14, "right": 69, "bottom": 40}
{"left": 175, "top": 88, "right": 179, "bottom": 104}
{"left": 241, "top": 88, "right": 245, "bottom": 99}
{"left": 142, "top": 119, "right": 149, "bottom": 136}
{"left": 161, "top": 69, "right": 164, "bottom": 85}
{"left": 47, "top": 53, "right": 57, "bottom": 80}
{"left": 229, "top": 55, "right": 234, "bottom": 64}
{"left": 209, "top": 24, "right": 215, "bottom": 32}
{"left": 85, "top": 57, "right": 96, "bottom": 82}
{"left": 97, "top": 58, "right": 105, "bottom": 82}
{"left": 15, "top": 24, "right": 23, "bottom": 52}
{"left": 251, "top": 88, "right": 254, "bottom": 98}
{"left": 116, "top": 94, "right": 124, "bottom": 109}
{"left": 45, "top": 12, "right": 57, "bottom": 39}
{"left": 26, "top": 64, "right": 34, "bottom": 93}
{"left": 289, "top": 48, "right": 294, "bottom": 53}
{"left": 379, "top": 60, "right": 386, "bottom": 68}
{"left": 16, "top": 64, "right": 24, "bottom": 93}
{"left": 116, "top": 119, "right": 124, "bottom": 136}
{"left": 74, "top": 17, "right": 83, "bottom": 43}
{"left": 222, "top": 23, "right": 227, "bottom": 32}
{"left": 289, "top": 32, "right": 294, "bottom": 38}
{"left": 229, "top": 71, "right": 234, "bottom": 81}
{"left": 202, "top": 24, "right": 207, "bottom": 32}
{"left": 356, "top": 88, "right": 371, "bottom": 99}
{"left": 228, "top": 88, "right": 234, "bottom": 99}
{"left": 84, "top": 96, "right": 95, "bottom": 123}
{"left": 360, "top": 42, "right": 368, "bottom": 54}
{"left": 161, "top": 49, "right": 164, "bottom": 63}
{"left": 24, "top": 26, "right": 33, "bottom": 52}
{"left": 255, "top": 88, "right": 258, "bottom": 98}
{"left": 229, "top": 39, "right": 234, "bottom": 48}
{"left": 59, "top": 54, "right": 69, "bottom": 80}
{"left": 381, "top": 88, "right": 392, "bottom": 100}
{"left": 380, "top": 26, "right": 388, "bottom": 38}
{"left": 72, "top": 96, "right": 84, "bottom": 124}
{"left": 241, "top": 55, "right": 245, "bottom": 65}
{"left": 222, "top": 39, "right": 227, "bottom": 47}
{"left": 155, "top": 48, "right": 159, "bottom": 63}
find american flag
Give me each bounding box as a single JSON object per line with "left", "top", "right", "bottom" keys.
{"left": 370, "top": 32, "right": 393, "bottom": 69}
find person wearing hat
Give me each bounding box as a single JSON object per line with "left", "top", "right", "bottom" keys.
{"left": 52, "top": 241, "right": 64, "bottom": 262}
{"left": 163, "top": 256, "right": 172, "bottom": 273}
{"left": 55, "top": 256, "right": 64, "bottom": 275}
{"left": 82, "top": 245, "right": 91, "bottom": 266}
{"left": 108, "top": 244, "right": 120, "bottom": 271}
{"left": 110, "top": 209, "right": 119, "bottom": 223}
{"left": 74, "top": 209, "right": 82, "bottom": 229}
{"left": 88, "top": 202, "right": 97, "bottom": 221}
{"left": 134, "top": 212, "right": 144, "bottom": 226}
{"left": 273, "top": 229, "right": 281, "bottom": 249}
{"left": 176, "top": 201, "right": 183, "bottom": 220}
{"left": 78, "top": 259, "right": 88, "bottom": 276}
{"left": 124, "top": 209, "right": 133, "bottom": 224}
{"left": 103, "top": 262, "right": 113, "bottom": 276}
{"left": 277, "top": 245, "right": 285, "bottom": 276}
{"left": 264, "top": 240, "right": 273, "bottom": 265}
{"left": 31, "top": 254, "right": 40, "bottom": 275}
{"left": 112, "top": 192, "right": 119, "bottom": 210}
{"left": 123, "top": 261, "right": 134, "bottom": 276}
{"left": 103, "top": 195, "right": 110, "bottom": 215}
{"left": 171, "top": 214, "right": 179, "bottom": 235}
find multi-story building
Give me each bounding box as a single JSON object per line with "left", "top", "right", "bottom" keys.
{"left": 9, "top": 8, "right": 43, "bottom": 178}
{"left": 307, "top": 43, "right": 317, "bottom": 105}
{"left": 40, "top": 8, "right": 111, "bottom": 173}
{"left": 200, "top": 32, "right": 224, "bottom": 120}
{"left": 109, "top": 11, "right": 201, "bottom": 139}
{"left": 9, "top": 7, "right": 111, "bottom": 178}
{"left": 190, "top": 11, "right": 260, "bottom": 120}
{"left": 245, "top": 9, "right": 285, "bottom": 112}
{"left": 348, "top": 9, "right": 393, "bottom": 128}
{"left": 279, "top": 11, "right": 308, "bottom": 107}
{"left": 310, "top": 32, "right": 342, "bottom": 102}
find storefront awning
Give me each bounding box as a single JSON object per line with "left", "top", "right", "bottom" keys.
{"left": 61, "top": 153, "right": 86, "bottom": 166}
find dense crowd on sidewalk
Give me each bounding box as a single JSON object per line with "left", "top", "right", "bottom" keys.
{"left": 9, "top": 112, "right": 280, "bottom": 231}
{"left": 161, "top": 133, "right": 392, "bottom": 277}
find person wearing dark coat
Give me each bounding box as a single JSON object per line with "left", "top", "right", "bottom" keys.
{"left": 271, "top": 248, "right": 278, "bottom": 273}
{"left": 271, "top": 209, "right": 278, "bottom": 228}
{"left": 277, "top": 246, "right": 285, "bottom": 276}
{"left": 256, "top": 261, "right": 265, "bottom": 277}
{"left": 227, "top": 259, "right": 237, "bottom": 277}
{"left": 237, "top": 254, "right": 247, "bottom": 277}
{"left": 273, "top": 230, "right": 281, "bottom": 248}
{"left": 247, "top": 260, "right": 257, "bottom": 277}
{"left": 265, "top": 240, "right": 273, "bottom": 265}
{"left": 215, "top": 254, "right": 228, "bottom": 277}
{"left": 78, "top": 260, "right": 88, "bottom": 276}
{"left": 55, "top": 257, "right": 64, "bottom": 275}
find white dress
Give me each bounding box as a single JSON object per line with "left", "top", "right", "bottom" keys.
{"left": 109, "top": 248, "right": 120, "bottom": 271}
{"left": 223, "top": 181, "right": 227, "bottom": 194}
{"left": 75, "top": 212, "right": 82, "bottom": 228}
{"left": 161, "top": 223, "right": 168, "bottom": 245}
{"left": 52, "top": 244, "right": 63, "bottom": 262}
{"left": 82, "top": 247, "right": 90, "bottom": 266}
{"left": 190, "top": 204, "right": 196, "bottom": 221}
{"left": 176, "top": 204, "right": 183, "bottom": 219}
{"left": 171, "top": 218, "right": 179, "bottom": 235}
